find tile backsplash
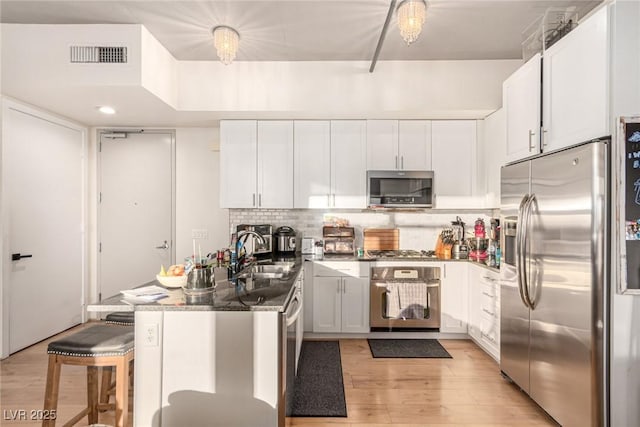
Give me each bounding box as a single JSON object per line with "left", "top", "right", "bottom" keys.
{"left": 229, "top": 209, "right": 497, "bottom": 250}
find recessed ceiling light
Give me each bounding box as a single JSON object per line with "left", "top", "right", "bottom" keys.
{"left": 98, "top": 106, "right": 116, "bottom": 115}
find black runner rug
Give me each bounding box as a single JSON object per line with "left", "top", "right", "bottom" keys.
{"left": 367, "top": 338, "right": 452, "bottom": 358}
{"left": 289, "top": 340, "right": 347, "bottom": 417}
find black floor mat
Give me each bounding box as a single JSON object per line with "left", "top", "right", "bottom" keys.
{"left": 367, "top": 338, "right": 452, "bottom": 358}
{"left": 289, "top": 341, "right": 347, "bottom": 417}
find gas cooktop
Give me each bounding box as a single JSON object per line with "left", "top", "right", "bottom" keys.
{"left": 366, "top": 249, "right": 437, "bottom": 259}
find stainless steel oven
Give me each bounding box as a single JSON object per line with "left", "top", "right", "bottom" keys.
{"left": 369, "top": 266, "right": 441, "bottom": 329}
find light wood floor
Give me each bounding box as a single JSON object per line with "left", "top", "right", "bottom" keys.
{"left": 1, "top": 325, "right": 556, "bottom": 426}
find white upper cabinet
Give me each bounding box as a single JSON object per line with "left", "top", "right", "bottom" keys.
{"left": 331, "top": 120, "right": 367, "bottom": 209}
{"left": 482, "top": 108, "right": 506, "bottom": 208}
{"left": 399, "top": 120, "right": 432, "bottom": 170}
{"left": 431, "top": 120, "right": 476, "bottom": 201}
{"left": 366, "top": 120, "right": 432, "bottom": 170}
{"left": 220, "top": 120, "right": 293, "bottom": 208}
{"left": 366, "top": 120, "right": 398, "bottom": 170}
{"left": 542, "top": 6, "right": 609, "bottom": 152}
{"left": 294, "top": 121, "right": 331, "bottom": 209}
{"left": 220, "top": 120, "right": 257, "bottom": 208}
{"left": 257, "top": 121, "right": 294, "bottom": 208}
{"left": 503, "top": 53, "right": 541, "bottom": 163}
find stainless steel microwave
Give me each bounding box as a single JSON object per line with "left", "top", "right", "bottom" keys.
{"left": 367, "top": 170, "right": 434, "bottom": 208}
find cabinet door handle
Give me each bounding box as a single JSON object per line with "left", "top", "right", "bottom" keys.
{"left": 482, "top": 291, "right": 494, "bottom": 298}
{"left": 337, "top": 279, "right": 341, "bottom": 293}
{"left": 542, "top": 128, "right": 548, "bottom": 148}
{"left": 401, "top": 156, "right": 404, "bottom": 169}
{"left": 528, "top": 129, "right": 536, "bottom": 151}
{"left": 482, "top": 308, "right": 495, "bottom": 316}
{"left": 327, "top": 194, "right": 331, "bottom": 207}
{"left": 332, "top": 194, "right": 336, "bottom": 207}
{"left": 395, "top": 155, "right": 398, "bottom": 169}
{"left": 481, "top": 332, "right": 496, "bottom": 343}
{"left": 258, "top": 193, "right": 262, "bottom": 207}
{"left": 252, "top": 193, "right": 256, "bottom": 207}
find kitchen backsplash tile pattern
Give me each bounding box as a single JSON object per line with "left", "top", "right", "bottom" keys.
{"left": 229, "top": 209, "right": 496, "bottom": 250}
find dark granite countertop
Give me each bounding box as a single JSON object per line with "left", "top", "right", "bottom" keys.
{"left": 87, "top": 257, "right": 303, "bottom": 313}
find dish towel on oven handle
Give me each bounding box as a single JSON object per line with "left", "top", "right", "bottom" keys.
{"left": 385, "top": 282, "right": 401, "bottom": 318}
{"left": 397, "top": 282, "right": 428, "bottom": 319}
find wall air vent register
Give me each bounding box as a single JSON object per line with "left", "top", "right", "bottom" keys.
{"left": 70, "top": 46, "right": 127, "bottom": 63}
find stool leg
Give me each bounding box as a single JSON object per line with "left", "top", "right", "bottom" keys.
{"left": 114, "top": 357, "right": 130, "bottom": 427}
{"left": 42, "top": 354, "right": 61, "bottom": 427}
{"left": 87, "top": 366, "right": 99, "bottom": 424}
{"left": 100, "top": 367, "right": 113, "bottom": 408}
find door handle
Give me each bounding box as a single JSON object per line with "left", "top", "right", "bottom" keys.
{"left": 155, "top": 240, "right": 169, "bottom": 249}
{"left": 528, "top": 130, "right": 536, "bottom": 151}
{"left": 516, "top": 194, "right": 531, "bottom": 309}
{"left": 11, "top": 253, "right": 33, "bottom": 261}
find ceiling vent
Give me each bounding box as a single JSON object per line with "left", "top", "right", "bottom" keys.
{"left": 70, "top": 46, "right": 127, "bottom": 63}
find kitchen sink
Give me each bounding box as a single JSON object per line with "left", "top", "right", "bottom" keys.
{"left": 234, "top": 261, "right": 295, "bottom": 279}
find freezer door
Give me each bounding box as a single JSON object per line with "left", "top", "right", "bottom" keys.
{"left": 528, "top": 142, "right": 607, "bottom": 427}
{"left": 499, "top": 161, "right": 531, "bottom": 392}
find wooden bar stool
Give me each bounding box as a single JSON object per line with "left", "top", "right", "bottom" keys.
{"left": 43, "top": 324, "right": 134, "bottom": 427}
{"left": 104, "top": 311, "right": 135, "bottom": 326}
{"left": 101, "top": 312, "right": 135, "bottom": 408}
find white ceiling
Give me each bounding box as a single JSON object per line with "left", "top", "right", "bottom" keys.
{"left": 1, "top": 0, "right": 602, "bottom": 62}
{"left": 0, "top": 0, "right": 602, "bottom": 127}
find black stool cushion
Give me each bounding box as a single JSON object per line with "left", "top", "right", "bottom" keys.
{"left": 47, "top": 325, "right": 134, "bottom": 357}
{"left": 105, "top": 311, "right": 135, "bottom": 325}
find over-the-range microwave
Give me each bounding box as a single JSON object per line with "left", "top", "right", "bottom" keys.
{"left": 367, "top": 170, "right": 434, "bottom": 208}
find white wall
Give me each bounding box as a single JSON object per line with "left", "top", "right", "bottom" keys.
{"left": 177, "top": 60, "right": 520, "bottom": 118}
{"left": 175, "top": 127, "right": 229, "bottom": 261}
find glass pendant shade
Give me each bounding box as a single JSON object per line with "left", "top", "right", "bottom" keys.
{"left": 213, "top": 26, "right": 240, "bottom": 65}
{"left": 397, "top": 0, "right": 427, "bottom": 45}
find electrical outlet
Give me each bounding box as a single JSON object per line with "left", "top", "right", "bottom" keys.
{"left": 191, "top": 229, "right": 209, "bottom": 240}
{"left": 144, "top": 323, "right": 158, "bottom": 347}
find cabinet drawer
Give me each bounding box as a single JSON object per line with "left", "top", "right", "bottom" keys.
{"left": 313, "top": 261, "right": 369, "bottom": 278}
{"left": 480, "top": 314, "right": 499, "bottom": 346}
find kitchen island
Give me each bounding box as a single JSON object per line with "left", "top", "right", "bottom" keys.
{"left": 87, "top": 258, "right": 304, "bottom": 427}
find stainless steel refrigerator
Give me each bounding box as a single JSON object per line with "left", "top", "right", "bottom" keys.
{"left": 500, "top": 139, "right": 608, "bottom": 427}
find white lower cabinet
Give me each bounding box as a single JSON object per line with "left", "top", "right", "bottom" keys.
{"left": 312, "top": 262, "right": 369, "bottom": 333}
{"left": 437, "top": 262, "right": 469, "bottom": 333}
{"left": 468, "top": 264, "right": 500, "bottom": 361}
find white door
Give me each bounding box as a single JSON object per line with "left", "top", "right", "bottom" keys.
{"left": 341, "top": 277, "right": 369, "bottom": 333}
{"left": 399, "top": 120, "right": 432, "bottom": 170}
{"left": 542, "top": 6, "right": 609, "bottom": 151}
{"left": 431, "top": 120, "right": 476, "bottom": 198}
{"left": 366, "top": 120, "right": 398, "bottom": 170}
{"left": 503, "top": 53, "right": 541, "bottom": 162}
{"left": 312, "top": 277, "right": 341, "bottom": 332}
{"left": 331, "top": 120, "right": 367, "bottom": 208}
{"left": 257, "top": 121, "right": 293, "bottom": 208}
{"left": 220, "top": 121, "right": 257, "bottom": 208}
{"left": 4, "top": 105, "right": 84, "bottom": 354}
{"left": 294, "top": 121, "right": 331, "bottom": 208}
{"left": 99, "top": 131, "right": 173, "bottom": 300}
{"left": 439, "top": 263, "right": 469, "bottom": 333}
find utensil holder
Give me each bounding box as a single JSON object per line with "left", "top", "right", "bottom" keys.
{"left": 186, "top": 266, "right": 215, "bottom": 289}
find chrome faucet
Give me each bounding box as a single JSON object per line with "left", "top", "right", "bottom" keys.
{"left": 235, "top": 230, "right": 267, "bottom": 271}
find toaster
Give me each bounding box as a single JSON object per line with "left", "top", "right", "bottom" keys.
{"left": 301, "top": 237, "right": 316, "bottom": 254}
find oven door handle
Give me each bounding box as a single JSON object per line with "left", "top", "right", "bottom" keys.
{"left": 286, "top": 293, "right": 303, "bottom": 327}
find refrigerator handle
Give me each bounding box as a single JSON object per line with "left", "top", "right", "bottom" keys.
{"left": 516, "top": 194, "right": 531, "bottom": 309}
{"left": 522, "top": 194, "right": 536, "bottom": 309}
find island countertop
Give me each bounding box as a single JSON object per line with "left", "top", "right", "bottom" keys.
{"left": 87, "top": 257, "right": 303, "bottom": 313}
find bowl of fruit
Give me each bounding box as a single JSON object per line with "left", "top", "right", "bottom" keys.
{"left": 156, "top": 264, "right": 187, "bottom": 288}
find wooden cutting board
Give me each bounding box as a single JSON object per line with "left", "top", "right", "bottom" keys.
{"left": 363, "top": 228, "right": 399, "bottom": 251}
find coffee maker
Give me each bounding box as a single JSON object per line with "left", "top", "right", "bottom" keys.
{"left": 451, "top": 217, "right": 469, "bottom": 260}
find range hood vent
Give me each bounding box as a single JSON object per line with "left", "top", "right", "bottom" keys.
{"left": 70, "top": 46, "right": 127, "bottom": 63}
